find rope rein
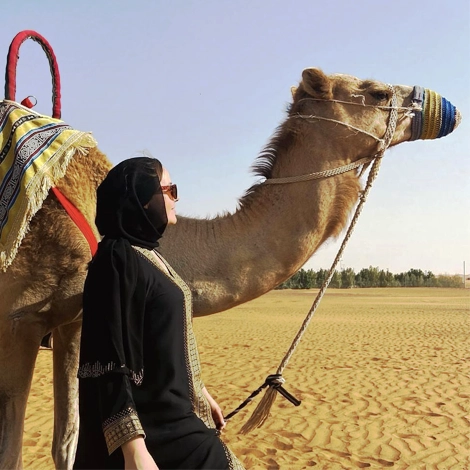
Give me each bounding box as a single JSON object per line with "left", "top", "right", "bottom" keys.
{"left": 263, "top": 156, "right": 375, "bottom": 185}
{"left": 297, "top": 96, "right": 419, "bottom": 112}
{"left": 225, "top": 85, "right": 400, "bottom": 433}
{"left": 293, "top": 114, "right": 388, "bottom": 145}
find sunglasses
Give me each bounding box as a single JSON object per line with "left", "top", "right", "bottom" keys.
{"left": 161, "top": 183, "right": 178, "bottom": 201}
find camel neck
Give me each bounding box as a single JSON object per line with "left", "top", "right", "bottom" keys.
{"left": 159, "top": 152, "right": 361, "bottom": 315}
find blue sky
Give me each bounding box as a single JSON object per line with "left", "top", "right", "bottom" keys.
{"left": 2, "top": 0, "right": 469, "bottom": 275}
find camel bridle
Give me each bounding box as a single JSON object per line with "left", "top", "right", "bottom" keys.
{"left": 262, "top": 85, "right": 420, "bottom": 185}
{"left": 227, "top": 86, "right": 419, "bottom": 432}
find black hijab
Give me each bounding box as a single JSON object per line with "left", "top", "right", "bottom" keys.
{"left": 78, "top": 157, "right": 168, "bottom": 385}
{"left": 95, "top": 156, "right": 167, "bottom": 247}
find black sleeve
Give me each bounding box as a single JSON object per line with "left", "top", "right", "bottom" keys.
{"left": 98, "top": 373, "right": 145, "bottom": 455}
{"left": 77, "top": 238, "right": 147, "bottom": 455}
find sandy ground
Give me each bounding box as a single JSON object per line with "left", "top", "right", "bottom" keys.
{"left": 23, "top": 288, "right": 469, "bottom": 469}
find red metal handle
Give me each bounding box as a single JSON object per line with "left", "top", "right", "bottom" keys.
{"left": 4, "top": 30, "right": 61, "bottom": 119}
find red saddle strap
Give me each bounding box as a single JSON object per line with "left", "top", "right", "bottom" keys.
{"left": 51, "top": 187, "right": 98, "bottom": 257}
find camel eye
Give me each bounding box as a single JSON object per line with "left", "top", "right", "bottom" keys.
{"left": 370, "top": 91, "right": 389, "bottom": 102}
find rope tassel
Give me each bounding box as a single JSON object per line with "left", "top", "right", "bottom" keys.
{"left": 239, "top": 375, "right": 300, "bottom": 434}
{"left": 240, "top": 385, "right": 278, "bottom": 434}
{"left": 223, "top": 374, "right": 301, "bottom": 434}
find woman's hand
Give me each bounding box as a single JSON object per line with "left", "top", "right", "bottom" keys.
{"left": 122, "top": 436, "right": 159, "bottom": 470}
{"left": 202, "top": 387, "right": 226, "bottom": 431}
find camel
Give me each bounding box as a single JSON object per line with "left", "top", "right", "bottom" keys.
{"left": 0, "top": 68, "right": 460, "bottom": 469}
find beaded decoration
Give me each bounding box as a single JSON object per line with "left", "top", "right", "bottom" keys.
{"left": 102, "top": 407, "right": 145, "bottom": 454}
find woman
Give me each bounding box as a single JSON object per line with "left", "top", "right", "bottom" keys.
{"left": 74, "top": 157, "right": 243, "bottom": 470}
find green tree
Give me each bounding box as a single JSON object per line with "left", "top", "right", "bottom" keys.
{"left": 356, "top": 266, "right": 380, "bottom": 287}
{"left": 330, "top": 270, "right": 342, "bottom": 288}
{"left": 298, "top": 269, "right": 316, "bottom": 289}
{"left": 277, "top": 266, "right": 463, "bottom": 289}
{"left": 436, "top": 274, "right": 463, "bottom": 287}
{"left": 341, "top": 268, "right": 356, "bottom": 288}
{"left": 315, "top": 268, "right": 328, "bottom": 288}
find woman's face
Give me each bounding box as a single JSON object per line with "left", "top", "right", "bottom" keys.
{"left": 160, "top": 168, "right": 177, "bottom": 225}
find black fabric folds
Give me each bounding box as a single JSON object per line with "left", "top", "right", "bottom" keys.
{"left": 78, "top": 157, "right": 168, "bottom": 384}
{"left": 78, "top": 237, "right": 146, "bottom": 384}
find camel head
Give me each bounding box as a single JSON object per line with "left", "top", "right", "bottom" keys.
{"left": 288, "top": 68, "right": 461, "bottom": 163}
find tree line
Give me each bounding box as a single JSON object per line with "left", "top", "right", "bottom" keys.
{"left": 276, "top": 267, "right": 464, "bottom": 289}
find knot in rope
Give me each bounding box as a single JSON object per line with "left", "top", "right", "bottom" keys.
{"left": 266, "top": 374, "right": 301, "bottom": 407}
{"left": 265, "top": 374, "right": 285, "bottom": 387}
{"left": 224, "top": 374, "right": 300, "bottom": 425}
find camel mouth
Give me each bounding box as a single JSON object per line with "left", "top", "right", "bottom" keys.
{"left": 409, "top": 87, "right": 460, "bottom": 141}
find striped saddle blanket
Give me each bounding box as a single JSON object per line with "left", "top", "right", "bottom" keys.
{"left": 0, "top": 100, "right": 96, "bottom": 270}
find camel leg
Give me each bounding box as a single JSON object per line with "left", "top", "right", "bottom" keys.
{"left": 50, "top": 286, "right": 86, "bottom": 470}
{"left": 51, "top": 320, "right": 82, "bottom": 470}
{"left": 0, "top": 301, "right": 46, "bottom": 469}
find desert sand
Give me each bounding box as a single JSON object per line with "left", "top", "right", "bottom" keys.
{"left": 23, "top": 288, "right": 469, "bottom": 469}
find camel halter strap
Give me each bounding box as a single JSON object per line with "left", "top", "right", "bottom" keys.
{"left": 225, "top": 85, "right": 399, "bottom": 433}
{"left": 262, "top": 155, "right": 375, "bottom": 184}
{"left": 262, "top": 90, "right": 415, "bottom": 185}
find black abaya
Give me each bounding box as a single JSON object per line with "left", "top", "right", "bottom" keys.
{"left": 74, "top": 245, "right": 242, "bottom": 470}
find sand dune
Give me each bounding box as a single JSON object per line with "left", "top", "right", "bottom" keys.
{"left": 24, "top": 288, "right": 469, "bottom": 469}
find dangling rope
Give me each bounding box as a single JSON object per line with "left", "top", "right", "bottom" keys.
{"left": 224, "top": 85, "right": 399, "bottom": 433}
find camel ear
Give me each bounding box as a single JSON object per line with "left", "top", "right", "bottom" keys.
{"left": 290, "top": 86, "right": 297, "bottom": 98}
{"left": 301, "top": 68, "right": 332, "bottom": 99}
